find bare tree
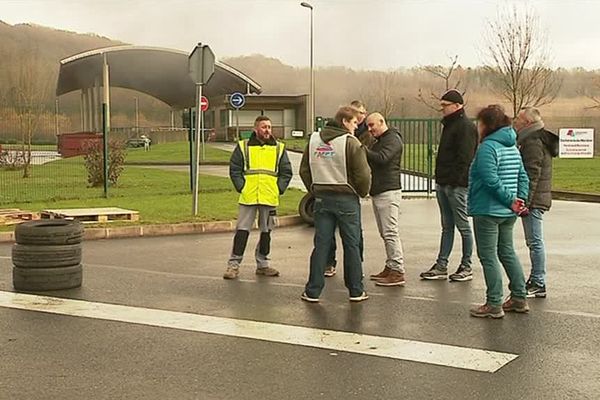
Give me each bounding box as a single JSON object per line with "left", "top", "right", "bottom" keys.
{"left": 3, "top": 47, "right": 54, "bottom": 178}
{"left": 417, "top": 55, "right": 466, "bottom": 112}
{"left": 482, "top": 6, "right": 561, "bottom": 117}
{"left": 359, "top": 70, "right": 403, "bottom": 118}
{"left": 583, "top": 76, "right": 600, "bottom": 109}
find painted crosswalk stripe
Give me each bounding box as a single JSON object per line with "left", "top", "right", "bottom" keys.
{"left": 0, "top": 291, "right": 516, "bottom": 372}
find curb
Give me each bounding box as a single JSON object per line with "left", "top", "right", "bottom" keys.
{"left": 551, "top": 190, "right": 600, "bottom": 203}
{"left": 0, "top": 215, "right": 305, "bottom": 244}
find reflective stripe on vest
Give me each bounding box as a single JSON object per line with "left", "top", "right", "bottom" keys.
{"left": 308, "top": 132, "right": 352, "bottom": 191}
{"left": 238, "top": 139, "right": 284, "bottom": 206}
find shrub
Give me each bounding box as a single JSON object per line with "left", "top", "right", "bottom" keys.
{"left": 82, "top": 139, "right": 127, "bottom": 187}
{"left": 0, "top": 148, "right": 27, "bottom": 170}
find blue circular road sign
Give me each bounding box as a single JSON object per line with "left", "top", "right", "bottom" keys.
{"left": 230, "top": 92, "right": 246, "bottom": 109}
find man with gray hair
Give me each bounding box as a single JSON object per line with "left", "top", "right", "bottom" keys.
{"left": 513, "top": 107, "right": 559, "bottom": 298}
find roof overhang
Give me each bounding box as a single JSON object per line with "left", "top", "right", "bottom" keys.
{"left": 56, "top": 45, "right": 262, "bottom": 109}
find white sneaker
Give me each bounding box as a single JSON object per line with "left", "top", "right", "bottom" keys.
{"left": 349, "top": 292, "right": 369, "bottom": 302}
{"left": 301, "top": 292, "right": 319, "bottom": 303}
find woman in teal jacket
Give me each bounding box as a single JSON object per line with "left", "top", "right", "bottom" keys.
{"left": 468, "top": 105, "right": 530, "bottom": 318}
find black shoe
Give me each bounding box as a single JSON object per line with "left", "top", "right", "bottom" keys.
{"left": 420, "top": 264, "right": 448, "bottom": 280}
{"left": 526, "top": 281, "right": 546, "bottom": 298}
{"left": 449, "top": 265, "right": 473, "bottom": 282}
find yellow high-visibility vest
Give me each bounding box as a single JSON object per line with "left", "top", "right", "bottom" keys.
{"left": 238, "top": 140, "right": 285, "bottom": 206}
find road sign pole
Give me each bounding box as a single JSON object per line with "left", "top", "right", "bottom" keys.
{"left": 193, "top": 83, "right": 202, "bottom": 216}
{"left": 236, "top": 109, "right": 240, "bottom": 141}
{"left": 188, "top": 108, "right": 195, "bottom": 192}
{"left": 201, "top": 104, "right": 205, "bottom": 160}
{"left": 188, "top": 43, "right": 215, "bottom": 216}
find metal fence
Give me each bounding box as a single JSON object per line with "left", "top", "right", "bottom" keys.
{"left": 388, "top": 118, "right": 441, "bottom": 193}
{"left": 1, "top": 118, "right": 444, "bottom": 206}
{"left": 0, "top": 124, "right": 191, "bottom": 206}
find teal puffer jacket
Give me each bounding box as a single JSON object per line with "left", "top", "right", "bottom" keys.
{"left": 468, "top": 126, "right": 529, "bottom": 217}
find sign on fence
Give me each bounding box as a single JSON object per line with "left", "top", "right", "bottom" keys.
{"left": 559, "top": 128, "right": 594, "bottom": 158}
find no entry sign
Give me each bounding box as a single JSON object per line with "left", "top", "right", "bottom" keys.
{"left": 200, "top": 96, "right": 209, "bottom": 111}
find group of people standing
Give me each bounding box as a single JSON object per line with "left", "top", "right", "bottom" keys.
{"left": 223, "top": 90, "right": 558, "bottom": 318}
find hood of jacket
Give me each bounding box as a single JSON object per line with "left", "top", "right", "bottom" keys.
{"left": 319, "top": 124, "right": 351, "bottom": 142}
{"left": 248, "top": 131, "right": 277, "bottom": 146}
{"left": 543, "top": 129, "right": 559, "bottom": 157}
{"left": 483, "top": 125, "right": 517, "bottom": 147}
{"left": 517, "top": 123, "right": 559, "bottom": 158}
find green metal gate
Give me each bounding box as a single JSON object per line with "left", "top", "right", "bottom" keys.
{"left": 387, "top": 118, "right": 441, "bottom": 193}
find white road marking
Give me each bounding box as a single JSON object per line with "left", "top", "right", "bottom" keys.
{"left": 0, "top": 290, "right": 515, "bottom": 373}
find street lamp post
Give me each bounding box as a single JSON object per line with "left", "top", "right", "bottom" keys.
{"left": 300, "top": 1, "right": 314, "bottom": 134}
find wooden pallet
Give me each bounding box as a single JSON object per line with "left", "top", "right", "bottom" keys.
{"left": 0, "top": 209, "right": 40, "bottom": 226}
{"left": 41, "top": 207, "right": 139, "bottom": 224}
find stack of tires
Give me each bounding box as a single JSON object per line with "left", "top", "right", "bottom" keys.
{"left": 12, "top": 220, "right": 84, "bottom": 291}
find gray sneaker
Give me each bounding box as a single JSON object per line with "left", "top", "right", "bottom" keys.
{"left": 223, "top": 266, "right": 239, "bottom": 280}
{"left": 420, "top": 264, "right": 448, "bottom": 280}
{"left": 449, "top": 265, "right": 473, "bottom": 282}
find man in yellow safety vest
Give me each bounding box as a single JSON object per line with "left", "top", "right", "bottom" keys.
{"left": 223, "top": 116, "right": 293, "bottom": 279}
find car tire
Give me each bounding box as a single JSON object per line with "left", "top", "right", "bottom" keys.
{"left": 13, "top": 265, "right": 83, "bottom": 291}
{"left": 299, "top": 193, "right": 315, "bottom": 226}
{"left": 12, "top": 243, "right": 82, "bottom": 268}
{"left": 15, "top": 220, "right": 84, "bottom": 246}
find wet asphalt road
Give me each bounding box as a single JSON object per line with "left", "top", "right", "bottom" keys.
{"left": 0, "top": 199, "right": 599, "bottom": 400}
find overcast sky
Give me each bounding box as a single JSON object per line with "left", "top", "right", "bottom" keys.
{"left": 3, "top": 0, "right": 600, "bottom": 70}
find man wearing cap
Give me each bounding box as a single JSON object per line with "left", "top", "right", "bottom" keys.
{"left": 420, "top": 89, "right": 478, "bottom": 282}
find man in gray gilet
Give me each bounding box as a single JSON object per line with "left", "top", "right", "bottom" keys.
{"left": 299, "top": 106, "right": 371, "bottom": 302}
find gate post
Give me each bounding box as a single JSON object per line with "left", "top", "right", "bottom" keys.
{"left": 427, "top": 119, "right": 433, "bottom": 197}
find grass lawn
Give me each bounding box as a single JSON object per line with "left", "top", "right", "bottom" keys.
{"left": 552, "top": 157, "right": 600, "bottom": 193}
{"left": 125, "top": 141, "right": 232, "bottom": 164}
{"left": 280, "top": 139, "right": 308, "bottom": 152}
{"left": 1, "top": 154, "right": 304, "bottom": 231}
{"left": 1, "top": 169, "right": 304, "bottom": 230}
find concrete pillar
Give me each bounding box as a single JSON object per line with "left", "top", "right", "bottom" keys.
{"left": 80, "top": 89, "right": 86, "bottom": 131}
{"left": 95, "top": 76, "right": 102, "bottom": 132}
{"left": 86, "top": 88, "right": 94, "bottom": 132}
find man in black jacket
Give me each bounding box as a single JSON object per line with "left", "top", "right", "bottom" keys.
{"left": 514, "top": 107, "right": 559, "bottom": 298}
{"left": 365, "top": 113, "right": 406, "bottom": 286}
{"left": 420, "top": 89, "right": 478, "bottom": 282}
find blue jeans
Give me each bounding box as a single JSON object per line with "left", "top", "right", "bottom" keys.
{"left": 326, "top": 209, "right": 364, "bottom": 267}
{"left": 473, "top": 216, "right": 527, "bottom": 306}
{"left": 305, "top": 193, "right": 364, "bottom": 298}
{"left": 435, "top": 184, "right": 473, "bottom": 269}
{"left": 521, "top": 208, "right": 546, "bottom": 286}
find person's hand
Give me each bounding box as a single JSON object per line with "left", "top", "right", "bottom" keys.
{"left": 518, "top": 207, "right": 530, "bottom": 217}
{"left": 511, "top": 198, "right": 528, "bottom": 216}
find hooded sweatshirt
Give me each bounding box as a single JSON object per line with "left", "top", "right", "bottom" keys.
{"left": 517, "top": 121, "right": 559, "bottom": 210}
{"left": 300, "top": 123, "right": 371, "bottom": 197}
{"left": 468, "top": 126, "right": 529, "bottom": 217}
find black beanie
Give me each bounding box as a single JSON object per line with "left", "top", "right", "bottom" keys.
{"left": 441, "top": 89, "right": 464, "bottom": 105}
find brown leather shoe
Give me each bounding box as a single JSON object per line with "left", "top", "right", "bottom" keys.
{"left": 502, "top": 297, "right": 530, "bottom": 313}
{"left": 374, "top": 270, "right": 406, "bottom": 286}
{"left": 369, "top": 267, "right": 391, "bottom": 281}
